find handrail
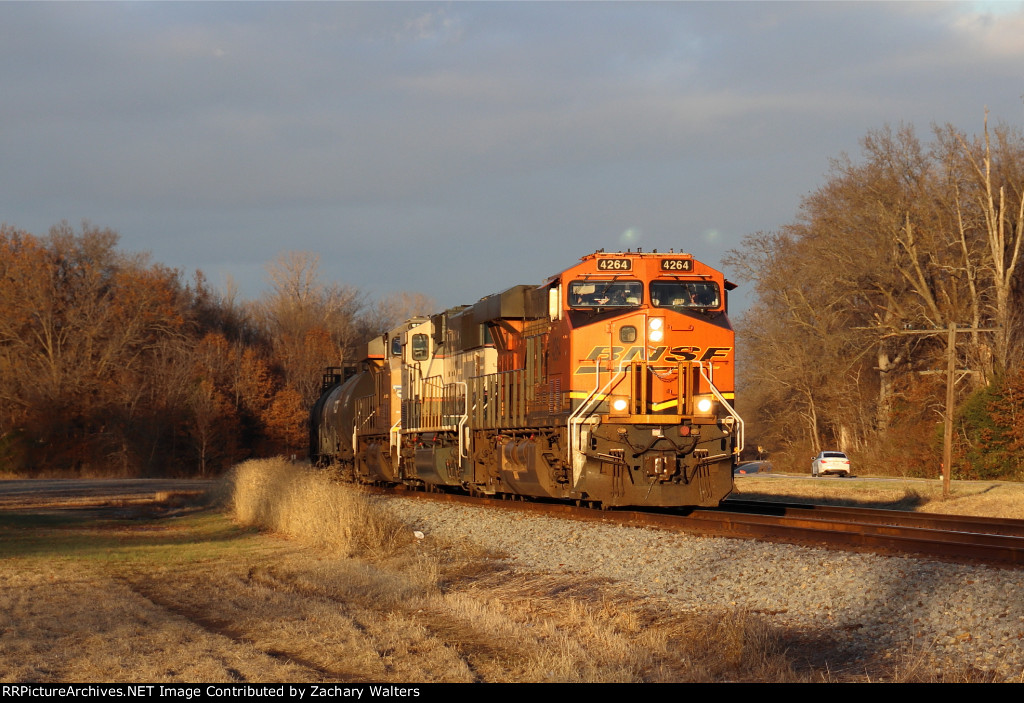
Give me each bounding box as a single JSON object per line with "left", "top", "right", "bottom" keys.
{"left": 455, "top": 381, "right": 469, "bottom": 459}
{"left": 567, "top": 355, "right": 628, "bottom": 483}
{"left": 698, "top": 361, "right": 744, "bottom": 455}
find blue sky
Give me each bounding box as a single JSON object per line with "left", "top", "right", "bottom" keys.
{"left": 2, "top": 1, "right": 1023, "bottom": 313}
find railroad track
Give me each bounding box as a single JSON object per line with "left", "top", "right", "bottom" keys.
{"left": 385, "top": 486, "right": 1024, "bottom": 567}
{"left": 721, "top": 497, "right": 1024, "bottom": 536}
{"left": 701, "top": 498, "right": 1024, "bottom": 566}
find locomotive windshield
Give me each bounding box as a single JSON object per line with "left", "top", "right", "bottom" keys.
{"left": 650, "top": 281, "right": 720, "bottom": 310}
{"left": 569, "top": 280, "right": 643, "bottom": 308}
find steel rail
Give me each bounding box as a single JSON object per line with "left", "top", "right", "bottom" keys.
{"left": 720, "top": 498, "right": 1024, "bottom": 537}
{"left": 677, "top": 507, "right": 1024, "bottom": 565}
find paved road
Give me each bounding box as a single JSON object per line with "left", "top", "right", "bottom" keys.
{"left": 0, "top": 478, "right": 216, "bottom": 510}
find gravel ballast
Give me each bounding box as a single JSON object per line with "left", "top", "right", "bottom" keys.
{"left": 381, "top": 496, "right": 1024, "bottom": 680}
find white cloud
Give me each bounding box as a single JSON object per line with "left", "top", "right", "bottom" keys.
{"left": 952, "top": 4, "right": 1024, "bottom": 57}
{"left": 400, "top": 7, "right": 464, "bottom": 44}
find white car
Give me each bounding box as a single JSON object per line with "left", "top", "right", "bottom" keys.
{"left": 812, "top": 451, "right": 851, "bottom": 477}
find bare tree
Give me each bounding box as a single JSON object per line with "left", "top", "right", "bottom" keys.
{"left": 725, "top": 115, "right": 1024, "bottom": 473}
{"left": 360, "top": 290, "right": 438, "bottom": 337}
{"left": 943, "top": 113, "right": 1024, "bottom": 373}
{"left": 256, "top": 252, "right": 365, "bottom": 405}
{"left": 0, "top": 223, "right": 195, "bottom": 474}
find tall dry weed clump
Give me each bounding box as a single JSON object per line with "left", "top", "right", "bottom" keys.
{"left": 226, "top": 458, "right": 411, "bottom": 557}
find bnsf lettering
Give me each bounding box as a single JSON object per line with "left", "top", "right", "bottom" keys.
{"left": 586, "top": 346, "right": 646, "bottom": 362}
{"left": 664, "top": 346, "right": 698, "bottom": 362}
{"left": 700, "top": 346, "right": 731, "bottom": 361}
{"left": 587, "top": 345, "right": 622, "bottom": 361}
{"left": 663, "top": 346, "right": 732, "bottom": 362}
{"left": 578, "top": 345, "right": 731, "bottom": 371}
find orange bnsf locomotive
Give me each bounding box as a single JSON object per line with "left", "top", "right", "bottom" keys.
{"left": 310, "top": 250, "right": 742, "bottom": 507}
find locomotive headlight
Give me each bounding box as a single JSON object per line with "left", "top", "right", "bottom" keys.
{"left": 693, "top": 396, "right": 716, "bottom": 416}
{"left": 648, "top": 317, "right": 665, "bottom": 343}
{"left": 610, "top": 396, "right": 630, "bottom": 416}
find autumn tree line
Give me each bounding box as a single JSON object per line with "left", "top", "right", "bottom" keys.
{"left": 0, "top": 224, "right": 432, "bottom": 477}
{"left": 727, "top": 113, "right": 1024, "bottom": 479}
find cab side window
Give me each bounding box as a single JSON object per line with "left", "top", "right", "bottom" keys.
{"left": 411, "top": 333, "right": 429, "bottom": 361}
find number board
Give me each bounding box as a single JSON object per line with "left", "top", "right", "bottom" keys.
{"left": 660, "top": 259, "right": 693, "bottom": 272}
{"left": 596, "top": 258, "right": 632, "bottom": 271}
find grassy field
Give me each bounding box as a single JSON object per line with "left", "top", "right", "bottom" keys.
{"left": 1, "top": 459, "right": 1013, "bottom": 683}
{"left": 733, "top": 472, "right": 1024, "bottom": 519}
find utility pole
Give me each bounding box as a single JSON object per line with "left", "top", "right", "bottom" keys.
{"left": 877, "top": 324, "right": 997, "bottom": 498}
{"left": 943, "top": 322, "right": 956, "bottom": 499}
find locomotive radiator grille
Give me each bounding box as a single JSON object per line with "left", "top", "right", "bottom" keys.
{"left": 404, "top": 375, "right": 465, "bottom": 431}
{"left": 469, "top": 369, "right": 534, "bottom": 429}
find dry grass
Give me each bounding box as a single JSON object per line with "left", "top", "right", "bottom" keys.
{"left": 852, "top": 645, "right": 1004, "bottom": 684}
{"left": 3, "top": 458, "right": 1020, "bottom": 682}
{"left": 227, "top": 459, "right": 412, "bottom": 557}
{"left": 221, "top": 458, "right": 805, "bottom": 681}
{"left": 733, "top": 474, "right": 1024, "bottom": 520}
{"left": 426, "top": 571, "right": 801, "bottom": 682}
